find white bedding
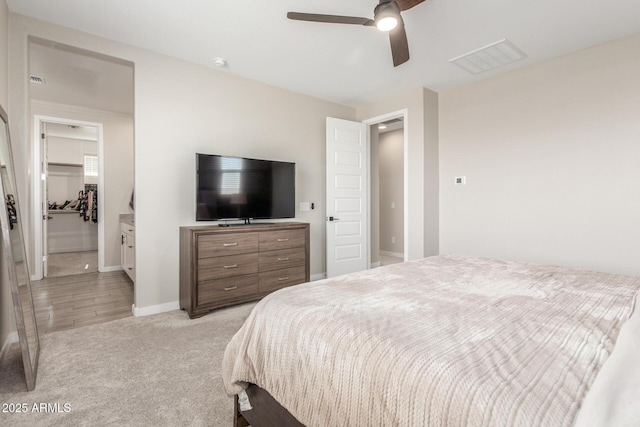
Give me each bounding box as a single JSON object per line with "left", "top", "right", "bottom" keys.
{"left": 575, "top": 292, "right": 640, "bottom": 426}
{"left": 223, "top": 255, "right": 640, "bottom": 426}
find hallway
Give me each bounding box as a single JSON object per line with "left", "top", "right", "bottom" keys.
{"left": 32, "top": 270, "right": 133, "bottom": 334}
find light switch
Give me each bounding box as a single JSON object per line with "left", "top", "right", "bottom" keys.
{"left": 300, "top": 202, "right": 311, "bottom": 212}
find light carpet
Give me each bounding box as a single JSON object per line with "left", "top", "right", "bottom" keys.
{"left": 0, "top": 302, "right": 255, "bottom": 426}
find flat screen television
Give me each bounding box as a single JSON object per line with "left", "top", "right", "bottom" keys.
{"left": 196, "top": 153, "right": 295, "bottom": 222}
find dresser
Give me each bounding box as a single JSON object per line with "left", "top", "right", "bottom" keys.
{"left": 179, "top": 222, "right": 310, "bottom": 318}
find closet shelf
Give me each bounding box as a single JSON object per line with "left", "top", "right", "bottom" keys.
{"left": 48, "top": 162, "right": 83, "bottom": 167}
{"left": 48, "top": 210, "right": 81, "bottom": 215}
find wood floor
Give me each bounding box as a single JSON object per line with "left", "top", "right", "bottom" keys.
{"left": 47, "top": 250, "right": 99, "bottom": 277}
{"left": 32, "top": 270, "right": 133, "bottom": 334}
{"left": 31, "top": 252, "right": 394, "bottom": 335}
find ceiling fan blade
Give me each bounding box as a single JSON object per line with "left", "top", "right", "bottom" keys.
{"left": 394, "top": 0, "right": 426, "bottom": 12}
{"left": 389, "top": 21, "right": 410, "bottom": 67}
{"left": 287, "top": 12, "right": 373, "bottom": 26}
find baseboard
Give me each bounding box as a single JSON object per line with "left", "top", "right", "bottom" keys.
{"left": 49, "top": 246, "right": 97, "bottom": 253}
{"left": 370, "top": 261, "right": 381, "bottom": 268}
{"left": 131, "top": 271, "right": 383, "bottom": 317}
{"left": 380, "top": 250, "right": 404, "bottom": 259}
{"left": 31, "top": 266, "right": 122, "bottom": 281}
{"left": 132, "top": 301, "right": 180, "bottom": 317}
{"left": 0, "top": 332, "right": 19, "bottom": 362}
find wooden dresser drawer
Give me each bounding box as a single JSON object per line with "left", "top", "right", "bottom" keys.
{"left": 198, "top": 253, "right": 258, "bottom": 282}
{"left": 198, "top": 274, "right": 258, "bottom": 306}
{"left": 180, "top": 222, "right": 309, "bottom": 318}
{"left": 259, "top": 229, "right": 305, "bottom": 251}
{"left": 198, "top": 232, "right": 259, "bottom": 258}
{"left": 259, "top": 248, "right": 305, "bottom": 272}
{"left": 259, "top": 266, "right": 307, "bottom": 294}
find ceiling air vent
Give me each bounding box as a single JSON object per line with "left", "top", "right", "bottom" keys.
{"left": 449, "top": 39, "right": 527, "bottom": 75}
{"left": 30, "top": 75, "right": 46, "bottom": 84}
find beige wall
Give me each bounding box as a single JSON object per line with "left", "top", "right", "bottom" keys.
{"left": 423, "top": 88, "right": 439, "bottom": 257}
{"left": 439, "top": 34, "right": 640, "bottom": 276}
{"left": 134, "top": 55, "right": 354, "bottom": 308}
{"left": 378, "top": 129, "right": 404, "bottom": 255}
{"left": 1, "top": 0, "right": 16, "bottom": 356}
{"left": 9, "top": 14, "right": 355, "bottom": 312}
{"left": 31, "top": 100, "right": 134, "bottom": 271}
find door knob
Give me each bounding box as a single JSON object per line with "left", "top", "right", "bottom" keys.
{"left": 327, "top": 216, "right": 341, "bottom": 221}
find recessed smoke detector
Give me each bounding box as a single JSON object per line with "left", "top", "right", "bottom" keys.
{"left": 213, "top": 57, "right": 227, "bottom": 68}
{"left": 450, "top": 39, "right": 527, "bottom": 75}
{"left": 30, "top": 75, "right": 46, "bottom": 84}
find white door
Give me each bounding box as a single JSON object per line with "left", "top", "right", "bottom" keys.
{"left": 40, "top": 123, "right": 49, "bottom": 277}
{"left": 326, "top": 117, "right": 368, "bottom": 278}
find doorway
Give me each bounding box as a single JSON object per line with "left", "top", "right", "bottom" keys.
{"left": 26, "top": 38, "right": 135, "bottom": 332}
{"left": 372, "top": 118, "right": 405, "bottom": 267}
{"left": 28, "top": 37, "right": 134, "bottom": 282}
{"left": 364, "top": 110, "right": 408, "bottom": 270}
{"left": 325, "top": 110, "right": 409, "bottom": 278}
{"left": 41, "top": 120, "right": 101, "bottom": 277}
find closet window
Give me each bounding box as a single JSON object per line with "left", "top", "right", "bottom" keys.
{"left": 84, "top": 155, "right": 98, "bottom": 177}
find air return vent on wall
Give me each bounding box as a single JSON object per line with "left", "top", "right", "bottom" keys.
{"left": 449, "top": 39, "right": 526, "bottom": 74}
{"left": 30, "top": 75, "right": 46, "bottom": 84}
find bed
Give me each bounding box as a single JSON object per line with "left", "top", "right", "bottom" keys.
{"left": 222, "top": 255, "right": 640, "bottom": 426}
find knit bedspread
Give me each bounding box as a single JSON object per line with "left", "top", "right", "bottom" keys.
{"left": 222, "top": 255, "right": 640, "bottom": 426}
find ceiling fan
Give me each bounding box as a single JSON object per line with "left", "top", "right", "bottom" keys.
{"left": 287, "top": 0, "right": 426, "bottom": 67}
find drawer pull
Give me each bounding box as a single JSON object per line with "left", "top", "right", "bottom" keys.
{"left": 127, "top": 245, "right": 133, "bottom": 249}
{"left": 277, "top": 257, "right": 290, "bottom": 261}
{"left": 223, "top": 264, "right": 238, "bottom": 269}
{"left": 223, "top": 286, "right": 238, "bottom": 291}
{"left": 277, "top": 238, "right": 289, "bottom": 242}
{"left": 223, "top": 242, "right": 238, "bottom": 247}
{"left": 277, "top": 277, "right": 290, "bottom": 281}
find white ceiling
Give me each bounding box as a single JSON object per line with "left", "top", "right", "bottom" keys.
{"left": 8, "top": 0, "right": 640, "bottom": 107}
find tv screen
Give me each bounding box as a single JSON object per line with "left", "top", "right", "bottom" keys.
{"left": 196, "top": 153, "right": 295, "bottom": 221}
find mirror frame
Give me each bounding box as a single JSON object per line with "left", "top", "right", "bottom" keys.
{"left": 0, "top": 104, "right": 40, "bottom": 391}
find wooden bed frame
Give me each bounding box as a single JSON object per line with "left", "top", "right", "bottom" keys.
{"left": 233, "top": 383, "right": 304, "bottom": 427}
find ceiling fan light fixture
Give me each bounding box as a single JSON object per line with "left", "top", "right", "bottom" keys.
{"left": 374, "top": 2, "right": 399, "bottom": 32}
{"left": 376, "top": 16, "right": 398, "bottom": 31}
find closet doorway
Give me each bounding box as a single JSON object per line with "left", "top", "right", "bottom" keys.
{"left": 28, "top": 37, "right": 134, "bottom": 284}
{"left": 40, "top": 119, "right": 102, "bottom": 278}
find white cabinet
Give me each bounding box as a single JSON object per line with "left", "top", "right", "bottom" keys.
{"left": 120, "top": 221, "right": 135, "bottom": 281}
